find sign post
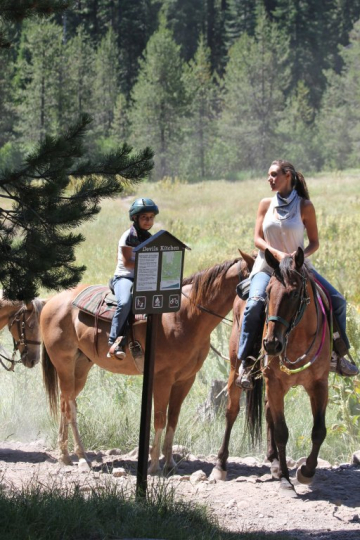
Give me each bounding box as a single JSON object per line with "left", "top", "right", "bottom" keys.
{"left": 133, "top": 230, "right": 190, "bottom": 498}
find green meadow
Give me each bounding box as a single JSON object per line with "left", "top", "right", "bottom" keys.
{"left": 1, "top": 172, "right": 359, "bottom": 464}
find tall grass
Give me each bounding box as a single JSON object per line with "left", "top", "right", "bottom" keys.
{"left": 1, "top": 479, "right": 290, "bottom": 540}
{"left": 0, "top": 173, "right": 359, "bottom": 464}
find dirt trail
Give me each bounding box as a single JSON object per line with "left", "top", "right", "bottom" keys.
{"left": 0, "top": 441, "right": 359, "bottom": 539}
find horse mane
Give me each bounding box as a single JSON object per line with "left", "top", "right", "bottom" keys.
{"left": 31, "top": 298, "right": 44, "bottom": 318}
{"left": 182, "top": 258, "right": 240, "bottom": 312}
{"left": 0, "top": 290, "right": 44, "bottom": 318}
{"left": 278, "top": 256, "right": 311, "bottom": 284}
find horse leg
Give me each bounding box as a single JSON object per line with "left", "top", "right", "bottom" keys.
{"left": 267, "top": 381, "right": 293, "bottom": 489}
{"left": 148, "top": 373, "right": 174, "bottom": 475}
{"left": 211, "top": 370, "right": 242, "bottom": 481}
{"left": 265, "top": 395, "right": 280, "bottom": 479}
{"left": 58, "top": 409, "right": 72, "bottom": 466}
{"left": 57, "top": 353, "right": 93, "bottom": 466}
{"left": 162, "top": 376, "right": 196, "bottom": 475}
{"left": 297, "top": 380, "right": 328, "bottom": 484}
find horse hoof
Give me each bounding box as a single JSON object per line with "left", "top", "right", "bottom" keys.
{"left": 270, "top": 459, "right": 281, "bottom": 479}
{"left": 59, "top": 456, "right": 73, "bottom": 466}
{"left": 209, "top": 467, "right": 227, "bottom": 482}
{"left": 296, "top": 465, "right": 314, "bottom": 485}
{"left": 147, "top": 465, "right": 161, "bottom": 476}
{"left": 163, "top": 465, "right": 177, "bottom": 477}
{"left": 279, "top": 477, "right": 297, "bottom": 497}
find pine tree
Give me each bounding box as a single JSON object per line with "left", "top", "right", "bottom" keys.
{"left": 181, "top": 36, "right": 218, "bottom": 179}
{"left": 110, "top": 93, "right": 130, "bottom": 146}
{"left": 65, "top": 26, "right": 95, "bottom": 122}
{"left": 0, "top": 0, "right": 69, "bottom": 48}
{"left": 225, "top": 0, "right": 258, "bottom": 51}
{"left": 0, "top": 3, "right": 154, "bottom": 300}
{"left": 91, "top": 28, "right": 120, "bottom": 141}
{"left": 161, "top": 0, "right": 205, "bottom": 62}
{"left": 275, "top": 81, "right": 320, "bottom": 170}
{"left": 0, "top": 114, "right": 154, "bottom": 300}
{"left": 271, "top": 0, "right": 340, "bottom": 111}
{"left": 129, "top": 21, "right": 187, "bottom": 179}
{"left": 219, "top": 8, "right": 289, "bottom": 173}
{"left": 14, "top": 19, "right": 64, "bottom": 150}
{"left": 316, "top": 20, "right": 360, "bottom": 169}
{"left": 115, "top": 0, "right": 157, "bottom": 99}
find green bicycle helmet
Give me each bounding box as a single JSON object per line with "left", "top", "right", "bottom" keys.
{"left": 129, "top": 198, "right": 159, "bottom": 220}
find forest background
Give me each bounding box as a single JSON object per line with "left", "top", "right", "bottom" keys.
{"left": 2, "top": 0, "right": 360, "bottom": 179}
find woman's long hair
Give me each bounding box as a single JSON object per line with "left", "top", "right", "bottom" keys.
{"left": 271, "top": 159, "right": 310, "bottom": 200}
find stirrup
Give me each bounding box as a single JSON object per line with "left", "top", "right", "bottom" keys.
{"left": 330, "top": 352, "right": 359, "bottom": 377}
{"left": 235, "top": 356, "right": 256, "bottom": 390}
{"left": 107, "top": 337, "right": 126, "bottom": 360}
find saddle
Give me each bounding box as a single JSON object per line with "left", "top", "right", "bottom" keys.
{"left": 312, "top": 279, "right": 347, "bottom": 356}
{"left": 73, "top": 285, "right": 146, "bottom": 324}
{"left": 72, "top": 285, "right": 146, "bottom": 369}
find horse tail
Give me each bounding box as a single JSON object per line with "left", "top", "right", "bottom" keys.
{"left": 245, "top": 376, "right": 263, "bottom": 447}
{"left": 41, "top": 343, "right": 59, "bottom": 419}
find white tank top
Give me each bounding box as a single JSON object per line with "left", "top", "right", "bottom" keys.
{"left": 114, "top": 228, "right": 134, "bottom": 278}
{"left": 251, "top": 191, "right": 306, "bottom": 277}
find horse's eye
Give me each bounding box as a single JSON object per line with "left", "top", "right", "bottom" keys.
{"left": 291, "top": 291, "right": 299, "bottom": 299}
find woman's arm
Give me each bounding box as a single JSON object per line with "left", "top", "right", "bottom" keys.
{"left": 301, "top": 199, "right": 319, "bottom": 257}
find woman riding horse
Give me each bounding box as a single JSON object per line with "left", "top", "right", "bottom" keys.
{"left": 235, "top": 159, "right": 358, "bottom": 390}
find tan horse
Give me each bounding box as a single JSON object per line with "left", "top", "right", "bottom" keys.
{"left": 0, "top": 292, "right": 44, "bottom": 369}
{"left": 41, "top": 254, "right": 253, "bottom": 473}
{"left": 212, "top": 248, "right": 331, "bottom": 491}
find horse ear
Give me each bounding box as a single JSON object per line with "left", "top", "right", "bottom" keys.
{"left": 294, "top": 247, "right": 304, "bottom": 270}
{"left": 238, "top": 249, "right": 255, "bottom": 271}
{"left": 265, "top": 249, "right": 279, "bottom": 270}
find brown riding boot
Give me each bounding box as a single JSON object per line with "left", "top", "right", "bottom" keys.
{"left": 235, "top": 356, "right": 257, "bottom": 390}
{"left": 330, "top": 351, "right": 359, "bottom": 377}
{"left": 107, "top": 337, "right": 126, "bottom": 359}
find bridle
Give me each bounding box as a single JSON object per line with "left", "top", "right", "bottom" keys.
{"left": 265, "top": 268, "right": 327, "bottom": 375}
{"left": 266, "top": 268, "right": 310, "bottom": 336}
{"left": 0, "top": 305, "right": 41, "bottom": 371}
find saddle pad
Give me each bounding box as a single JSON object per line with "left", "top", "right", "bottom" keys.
{"left": 72, "top": 285, "right": 147, "bottom": 323}
{"left": 72, "top": 285, "right": 117, "bottom": 322}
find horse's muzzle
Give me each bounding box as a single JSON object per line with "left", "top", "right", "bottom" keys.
{"left": 263, "top": 336, "right": 284, "bottom": 356}
{"left": 21, "top": 352, "right": 40, "bottom": 369}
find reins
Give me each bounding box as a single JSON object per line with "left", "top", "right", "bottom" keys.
{"left": 181, "top": 290, "right": 233, "bottom": 325}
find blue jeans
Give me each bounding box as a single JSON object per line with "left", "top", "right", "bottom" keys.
{"left": 237, "top": 269, "right": 349, "bottom": 361}
{"left": 237, "top": 272, "right": 270, "bottom": 361}
{"left": 109, "top": 276, "right": 133, "bottom": 345}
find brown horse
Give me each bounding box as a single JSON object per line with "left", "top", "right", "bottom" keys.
{"left": 41, "top": 254, "right": 253, "bottom": 473}
{"left": 212, "top": 247, "right": 331, "bottom": 491}
{"left": 0, "top": 292, "right": 44, "bottom": 369}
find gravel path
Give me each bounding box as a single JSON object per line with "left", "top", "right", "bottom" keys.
{"left": 0, "top": 441, "right": 359, "bottom": 539}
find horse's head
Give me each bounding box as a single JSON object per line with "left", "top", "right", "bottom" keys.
{"left": 263, "top": 247, "right": 307, "bottom": 356}
{"left": 8, "top": 299, "right": 45, "bottom": 368}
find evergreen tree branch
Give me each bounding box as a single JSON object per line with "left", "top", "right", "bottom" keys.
{"left": 0, "top": 114, "right": 154, "bottom": 300}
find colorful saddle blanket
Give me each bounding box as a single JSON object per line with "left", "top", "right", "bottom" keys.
{"left": 72, "top": 285, "right": 116, "bottom": 322}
